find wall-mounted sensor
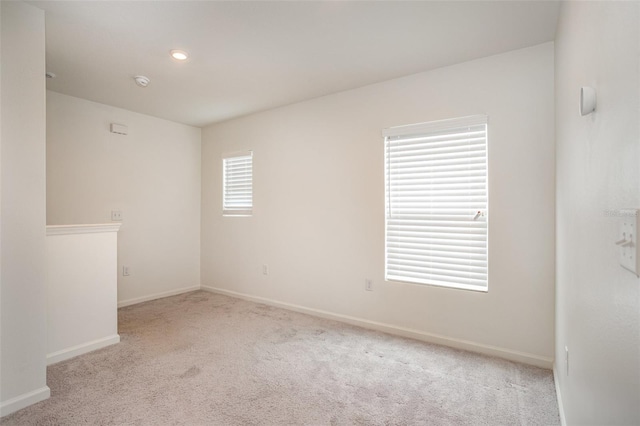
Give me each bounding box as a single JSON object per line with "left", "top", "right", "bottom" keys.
{"left": 580, "top": 86, "right": 596, "bottom": 116}
{"left": 134, "top": 75, "right": 150, "bottom": 88}
{"left": 110, "top": 123, "right": 128, "bottom": 135}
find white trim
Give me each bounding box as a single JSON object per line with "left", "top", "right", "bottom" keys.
{"left": 0, "top": 386, "right": 50, "bottom": 418}
{"left": 46, "top": 223, "right": 121, "bottom": 236}
{"left": 201, "top": 285, "right": 553, "bottom": 369}
{"left": 553, "top": 364, "right": 567, "bottom": 426}
{"left": 222, "top": 150, "right": 252, "bottom": 159}
{"left": 383, "top": 114, "right": 488, "bottom": 138}
{"left": 222, "top": 210, "right": 253, "bottom": 217}
{"left": 118, "top": 285, "right": 200, "bottom": 308}
{"left": 46, "top": 335, "right": 120, "bottom": 365}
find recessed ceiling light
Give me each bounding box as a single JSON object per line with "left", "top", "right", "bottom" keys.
{"left": 170, "top": 50, "right": 189, "bottom": 61}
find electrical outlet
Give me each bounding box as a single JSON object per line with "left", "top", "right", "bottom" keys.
{"left": 111, "top": 210, "right": 123, "bottom": 221}
{"left": 262, "top": 264, "right": 269, "bottom": 275}
{"left": 365, "top": 279, "right": 373, "bottom": 291}
{"left": 123, "top": 266, "right": 130, "bottom": 276}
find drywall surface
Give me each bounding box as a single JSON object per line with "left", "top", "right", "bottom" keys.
{"left": 0, "top": 0, "right": 49, "bottom": 415}
{"left": 46, "top": 92, "right": 201, "bottom": 305}
{"left": 555, "top": 2, "right": 640, "bottom": 424}
{"left": 46, "top": 225, "right": 120, "bottom": 364}
{"left": 202, "top": 43, "right": 556, "bottom": 363}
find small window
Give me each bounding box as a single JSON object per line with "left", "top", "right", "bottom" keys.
{"left": 222, "top": 151, "right": 253, "bottom": 216}
{"left": 384, "top": 115, "right": 488, "bottom": 292}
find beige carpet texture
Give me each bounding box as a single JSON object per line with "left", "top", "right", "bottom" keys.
{"left": 2, "top": 291, "right": 560, "bottom": 425}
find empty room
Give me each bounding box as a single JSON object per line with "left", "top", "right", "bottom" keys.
{"left": 1, "top": 0, "right": 638, "bottom": 424}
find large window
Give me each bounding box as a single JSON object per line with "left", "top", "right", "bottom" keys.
{"left": 384, "top": 115, "right": 488, "bottom": 292}
{"left": 222, "top": 151, "right": 253, "bottom": 216}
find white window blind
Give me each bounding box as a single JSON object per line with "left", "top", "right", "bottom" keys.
{"left": 384, "top": 115, "right": 488, "bottom": 292}
{"left": 222, "top": 151, "right": 253, "bottom": 216}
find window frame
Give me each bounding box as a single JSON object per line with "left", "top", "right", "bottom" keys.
{"left": 222, "top": 151, "right": 253, "bottom": 217}
{"left": 383, "top": 115, "right": 489, "bottom": 292}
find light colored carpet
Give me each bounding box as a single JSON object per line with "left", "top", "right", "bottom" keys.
{"left": 2, "top": 290, "right": 559, "bottom": 425}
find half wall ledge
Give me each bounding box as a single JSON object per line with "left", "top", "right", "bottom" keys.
{"left": 46, "top": 223, "right": 121, "bottom": 236}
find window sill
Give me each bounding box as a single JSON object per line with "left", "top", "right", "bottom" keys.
{"left": 386, "top": 276, "right": 488, "bottom": 293}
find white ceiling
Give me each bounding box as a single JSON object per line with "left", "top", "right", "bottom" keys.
{"left": 30, "top": 1, "right": 560, "bottom": 128}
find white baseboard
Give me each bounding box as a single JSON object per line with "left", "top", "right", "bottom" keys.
{"left": 47, "top": 334, "right": 120, "bottom": 365}
{"left": 118, "top": 285, "right": 200, "bottom": 308}
{"left": 201, "top": 285, "right": 553, "bottom": 369}
{"left": 0, "top": 386, "right": 50, "bottom": 418}
{"left": 553, "top": 364, "right": 567, "bottom": 425}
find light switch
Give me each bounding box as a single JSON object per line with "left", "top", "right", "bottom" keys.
{"left": 617, "top": 210, "right": 640, "bottom": 276}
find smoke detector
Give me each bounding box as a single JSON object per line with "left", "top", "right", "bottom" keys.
{"left": 134, "top": 75, "right": 150, "bottom": 88}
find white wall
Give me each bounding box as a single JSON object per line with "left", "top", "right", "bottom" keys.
{"left": 46, "top": 224, "right": 120, "bottom": 364}
{"left": 46, "top": 92, "right": 201, "bottom": 306}
{"left": 0, "top": 0, "right": 50, "bottom": 415}
{"left": 201, "top": 43, "right": 556, "bottom": 365}
{"left": 555, "top": 2, "right": 640, "bottom": 424}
